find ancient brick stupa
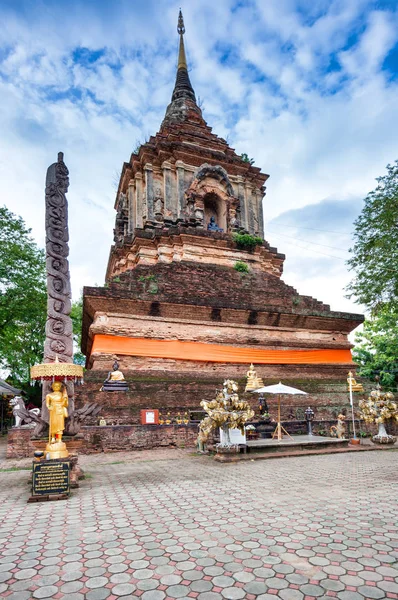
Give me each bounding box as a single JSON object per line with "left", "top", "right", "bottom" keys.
{"left": 80, "top": 11, "right": 363, "bottom": 425}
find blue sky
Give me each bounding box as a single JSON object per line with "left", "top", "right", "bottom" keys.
{"left": 1, "top": 0, "right": 398, "bottom": 316}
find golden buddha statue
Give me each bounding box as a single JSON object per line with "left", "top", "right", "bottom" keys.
{"left": 347, "top": 371, "right": 364, "bottom": 393}
{"left": 45, "top": 381, "right": 69, "bottom": 459}
{"left": 101, "top": 360, "right": 129, "bottom": 391}
{"left": 245, "top": 363, "right": 264, "bottom": 392}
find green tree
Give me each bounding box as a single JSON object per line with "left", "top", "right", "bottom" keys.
{"left": 347, "top": 161, "right": 398, "bottom": 311}
{"left": 353, "top": 304, "right": 398, "bottom": 390}
{"left": 0, "top": 206, "right": 47, "bottom": 386}
{"left": 71, "top": 296, "right": 85, "bottom": 366}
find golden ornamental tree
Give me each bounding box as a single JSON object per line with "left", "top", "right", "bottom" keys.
{"left": 359, "top": 383, "right": 398, "bottom": 444}
{"left": 199, "top": 379, "right": 254, "bottom": 447}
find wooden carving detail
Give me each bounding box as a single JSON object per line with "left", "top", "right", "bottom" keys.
{"left": 44, "top": 152, "right": 73, "bottom": 364}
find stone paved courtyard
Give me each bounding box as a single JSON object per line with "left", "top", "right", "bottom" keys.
{"left": 0, "top": 447, "right": 397, "bottom": 600}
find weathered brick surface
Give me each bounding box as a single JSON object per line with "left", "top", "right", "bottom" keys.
{"left": 75, "top": 368, "right": 369, "bottom": 425}
{"left": 6, "top": 423, "right": 198, "bottom": 458}
{"left": 6, "top": 427, "right": 32, "bottom": 458}
{"left": 80, "top": 423, "right": 198, "bottom": 453}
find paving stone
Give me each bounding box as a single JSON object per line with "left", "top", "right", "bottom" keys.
{"left": 337, "top": 593, "right": 364, "bottom": 600}
{"left": 233, "top": 570, "right": 256, "bottom": 582}
{"left": 244, "top": 581, "right": 269, "bottom": 595}
{"left": 166, "top": 584, "right": 191, "bottom": 598}
{"left": 32, "top": 585, "right": 59, "bottom": 598}
{"left": 61, "top": 581, "right": 84, "bottom": 593}
{"left": 112, "top": 583, "right": 137, "bottom": 596}
{"left": 191, "top": 579, "right": 214, "bottom": 592}
{"left": 357, "top": 585, "right": 385, "bottom": 599}
{"left": 204, "top": 566, "right": 225, "bottom": 576}
{"left": 60, "top": 570, "right": 83, "bottom": 582}
{"left": 221, "top": 587, "right": 246, "bottom": 599}
{"left": 321, "top": 578, "right": 345, "bottom": 592}
{"left": 211, "top": 575, "right": 235, "bottom": 588}
{"left": 86, "top": 589, "right": 111, "bottom": 600}
{"left": 156, "top": 564, "right": 175, "bottom": 575}
{"left": 160, "top": 574, "right": 182, "bottom": 585}
{"left": 141, "top": 592, "right": 166, "bottom": 600}
{"left": 279, "top": 590, "right": 304, "bottom": 600}
{"left": 300, "top": 583, "right": 325, "bottom": 597}
{"left": 85, "top": 576, "right": 110, "bottom": 589}
{"left": 7, "top": 592, "right": 33, "bottom": 600}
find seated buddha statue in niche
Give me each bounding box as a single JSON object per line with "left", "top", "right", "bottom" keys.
{"left": 207, "top": 216, "right": 223, "bottom": 232}
{"left": 101, "top": 360, "right": 129, "bottom": 392}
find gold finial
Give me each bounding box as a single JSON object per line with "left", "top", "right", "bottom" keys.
{"left": 177, "top": 9, "right": 185, "bottom": 35}
{"left": 177, "top": 9, "right": 188, "bottom": 70}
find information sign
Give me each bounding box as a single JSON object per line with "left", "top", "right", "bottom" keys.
{"left": 32, "top": 460, "right": 70, "bottom": 496}
{"left": 140, "top": 409, "right": 159, "bottom": 425}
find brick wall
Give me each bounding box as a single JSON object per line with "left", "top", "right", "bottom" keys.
{"left": 83, "top": 261, "right": 363, "bottom": 354}
{"left": 75, "top": 369, "right": 369, "bottom": 425}
{"left": 80, "top": 424, "right": 198, "bottom": 453}
{"left": 6, "top": 424, "right": 199, "bottom": 458}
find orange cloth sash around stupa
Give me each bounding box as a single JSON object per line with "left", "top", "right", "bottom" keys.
{"left": 91, "top": 334, "right": 353, "bottom": 364}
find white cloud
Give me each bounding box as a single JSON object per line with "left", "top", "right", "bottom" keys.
{"left": 0, "top": 0, "right": 397, "bottom": 322}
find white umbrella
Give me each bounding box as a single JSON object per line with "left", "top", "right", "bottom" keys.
{"left": 252, "top": 382, "right": 307, "bottom": 441}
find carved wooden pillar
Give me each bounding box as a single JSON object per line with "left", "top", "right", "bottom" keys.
{"left": 42, "top": 152, "right": 74, "bottom": 418}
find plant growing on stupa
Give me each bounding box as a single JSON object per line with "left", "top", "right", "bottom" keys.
{"left": 233, "top": 233, "right": 263, "bottom": 252}
{"left": 199, "top": 379, "right": 255, "bottom": 447}
{"left": 358, "top": 381, "right": 398, "bottom": 444}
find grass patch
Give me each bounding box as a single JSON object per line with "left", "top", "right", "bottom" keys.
{"left": 0, "top": 466, "right": 31, "bottom": 472}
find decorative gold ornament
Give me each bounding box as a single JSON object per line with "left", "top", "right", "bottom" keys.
{"left": 30, "top": 356, "right": 84, "bottom": 384}
{"left": 347, "top": 371, "right": 364, "bottom": 393}
{"left": 359, "top": 381, "right": 398, "bottom": 444}
{"left": 199, "top": 379, "right": 254, "bottom": 446}
{"left": 45, "top": 381, "right": 69, "bottom": 459}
